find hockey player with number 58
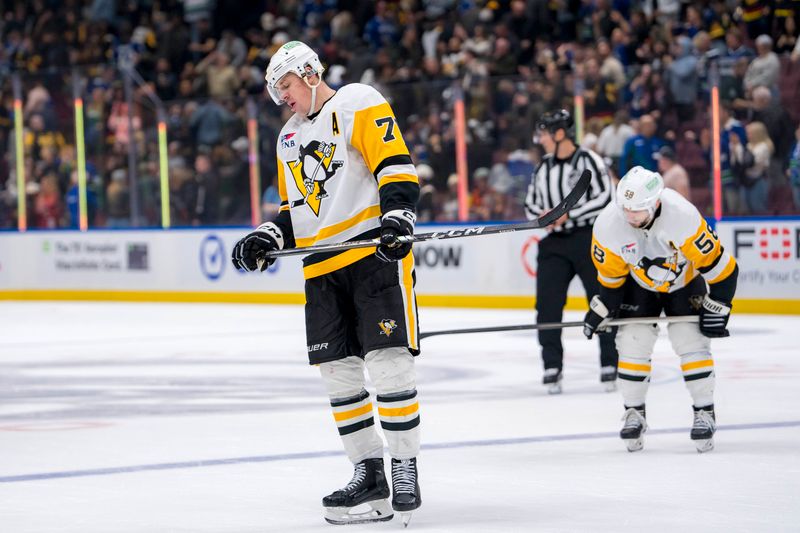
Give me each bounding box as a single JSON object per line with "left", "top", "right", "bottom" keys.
{"left": 583, "top": 166, "right": 739, "bottom": 453}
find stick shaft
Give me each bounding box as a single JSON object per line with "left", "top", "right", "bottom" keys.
{"left": 263, "top": 169, "right": 591, "bottom": 259}
{"left": 419, "top": 315, "right": 699, "bottom": 340}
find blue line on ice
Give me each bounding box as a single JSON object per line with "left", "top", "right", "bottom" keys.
{"left": 2, "top": 420, "right": 798, "bottom": 483}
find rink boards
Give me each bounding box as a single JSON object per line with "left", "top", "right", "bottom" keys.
{"left": 1, "top": 220, "right": 799, "bottom": 314}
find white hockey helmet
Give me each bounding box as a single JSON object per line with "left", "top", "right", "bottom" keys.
{"left": 616, "top": 165, "right": 664, "bottom": 219}
{"left": 264, "top": 40, "right": 325, "bottom": 105}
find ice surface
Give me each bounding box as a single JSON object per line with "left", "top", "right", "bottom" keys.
{"left": 1, "top": 301, "right": 798, "bottom": 532}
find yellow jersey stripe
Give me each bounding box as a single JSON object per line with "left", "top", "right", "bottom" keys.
{"left": 277, "top": 156, "right": 288, "bottom": 203}
{"left": 379, "top": 173, "right": 419, "bottom": 189}
{"left": 333, "top": 403, "right": 373, "bottom": 422}
{"left": 279, "top": 204, "right": 290, "bottom": 213}
{"left": 378, "top": 402, "right": 419, "bottom": 418}
{"left": 707, "top": 255, "right": 737, "bottom": 284}
{"left": 401, "top": 252, "right": 418, "bottom": 349}
{"left": 294, "top": 205, "right": 381, "bottom": 247}
{"left": 598, "top": 275, "right": 626, "bottom": 288}
{"left": 303, "top": 247, "right": 375, "bottom": 279}
{"left": 681, "top": 360, "right": 714, "bottom": 372}
{"left": 619, "top": 361, "right": 652, "bottom": 372}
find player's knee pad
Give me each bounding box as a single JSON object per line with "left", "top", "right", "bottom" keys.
{"left": 668, "top": 322, "right": 711, "bottom": 356}
{"left": 366, "top": 347, "right": 420, "bottom": 459}
{"left": 319, "top": 355, "right": 367, "bottom": 400}
{"left": 615, "top": 323, "right": 659, "bottom": 359}
{"left": 364, "top": 346, "right": 416, "bottom": 396}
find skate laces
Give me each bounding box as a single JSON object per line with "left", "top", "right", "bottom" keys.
{"left": 622, "top": 408, "right": 646, "bottom": 430}
{"left": 693, "top": 410, "right": 715, "bottom": 431}
{"left": 344, "top": 462, "right": 367, "bottom": 492}
{"left": 392, "top": 460, "right": 416, "bottom": 494}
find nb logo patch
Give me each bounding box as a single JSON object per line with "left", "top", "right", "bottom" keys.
{"left": 280, "top": 132, "right": 296, "bottom": 148}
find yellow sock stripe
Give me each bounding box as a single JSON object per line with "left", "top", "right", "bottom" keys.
{"left": 681, "top": 360, "right": 714, "bottom": 372}
{"left": 333, "top": 402, "right": 373, "bottom": 422}
{"left": 618, "top": 361, "right": 651, "bottom": 372}
{"left": 377, "top": 402, "right": 419, "bottom": 418}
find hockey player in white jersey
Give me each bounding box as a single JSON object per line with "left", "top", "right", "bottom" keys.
{"left": 583, "top": 166, "right": 738, "bottom": 453}
{"left": 231, "top": 41, "right": 421, "bottom": 526}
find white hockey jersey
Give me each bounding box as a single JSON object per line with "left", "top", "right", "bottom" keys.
{"left": 591, "top": 189, "right": 737, "bottom": 293}
{"left": 273, "top": 83, "right": 419, "bottom": 279}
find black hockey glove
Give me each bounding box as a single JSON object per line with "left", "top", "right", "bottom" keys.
{"left": 699, "top": 295, "right": 731, "bottom": 338}
{"left": 375, "top": 209, "right": 415, "bottom": 263}
{"left": 583, "top": 295, "right": 613, "bottom": 339}
{"left": 231, "top": 222, "right": 284, "bottom": 272}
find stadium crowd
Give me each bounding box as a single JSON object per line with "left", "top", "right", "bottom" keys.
{"left": 1, "top": 0, "right": 799, "bottom": 229}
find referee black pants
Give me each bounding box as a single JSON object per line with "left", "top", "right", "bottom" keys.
{"left": 535, "top": 227, "right": 618, "bottom": 371}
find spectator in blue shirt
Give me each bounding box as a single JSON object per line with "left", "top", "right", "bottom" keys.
{"left": 619, "top": 114, "right": 667, "bottom": 175}
{"left": 65, "top": 169, "right": 98, "bottom": 228}
{"left": 718, "top": 102, "right": 748, "bottom": 215}
{"left": 789, "top": 125, "right": 800, "bottom": 211}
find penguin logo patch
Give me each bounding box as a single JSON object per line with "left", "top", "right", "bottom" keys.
{"left": 288, "top": 140, "right": 343, "bottom": 216}
{"left": 378, "top": 319, "right": 397, "bottom": 337}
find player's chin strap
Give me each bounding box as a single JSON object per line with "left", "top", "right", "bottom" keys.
{"left": 304, "top": 73, "right": 323, "bottom": 116}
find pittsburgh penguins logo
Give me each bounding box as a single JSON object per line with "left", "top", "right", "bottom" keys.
{"left": 378, "top": 319, "right": 397, "bottom": 337}
{"left": 636, "top": 255, "right": 686, "bottom": 287}
{"left": 288, "top": 140, "right": 343, "bottom": 216}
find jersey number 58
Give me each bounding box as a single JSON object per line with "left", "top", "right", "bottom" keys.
{"left": 693, "top": 223, "right": 718, "bottom": 255}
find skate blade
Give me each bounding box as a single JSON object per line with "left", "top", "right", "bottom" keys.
{"left": 603, "top": 381, "right": 617, "bottom": 393}
{"left": 693, "top": 438, "right": 714, "bottom": 453}
{"left": 324, "top": 499, "right": 394, "bottom": 525}
{"left": 546, "top": 383, "right": 562, "bottom": 395}
{"left": 400, "top": 511, "right": 413, "bottom": 528}
{"left": 624, "top": 437, "right": 644, "bottom": 452}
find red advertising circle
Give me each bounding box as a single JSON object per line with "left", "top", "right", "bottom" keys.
{"left": 521, "top": 236, "right": 541, "bottom": 278}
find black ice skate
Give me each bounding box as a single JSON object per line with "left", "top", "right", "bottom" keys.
{"left": 391, "top": 458, "right": 421, "bottom": 528}
{"left": 322, "top": 458, "right": 393, "bottom": 525}
{"left": 600, "top": 366, "right": 617, "bottom": 392}
{"left": 691, "top": 405, "right": 716, "bottom": 453}
{"left": 620, "top": 406, "right": 647, "bottom": 452}
{"left": 542, "top": 368, "right": 563, "bottom": 395}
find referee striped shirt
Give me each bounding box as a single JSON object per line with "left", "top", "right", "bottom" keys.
{"left": 525, "top": 147, "right": 613, "bottom": 232}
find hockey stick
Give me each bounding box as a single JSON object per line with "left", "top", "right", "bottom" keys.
{"left": 419, "top": 315, "right": 699, "bottom": 340}
{"left": 260, "top": 169, "right": 592, "bottom": 260}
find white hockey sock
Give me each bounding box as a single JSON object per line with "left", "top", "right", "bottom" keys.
{"left": 377, "top": 389, "right": 420, "bottom": 459}
{"left": 680, "top": 351, "right": 715, "bottom": 408}
{"left": 330, "top": 389, "right": 385, "bottom": 463}
{"left": 617, "top": 356, "right": 651, "bottom": 407}
{"left": 365, "top": 347, "right": 420, "bottom": 459}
